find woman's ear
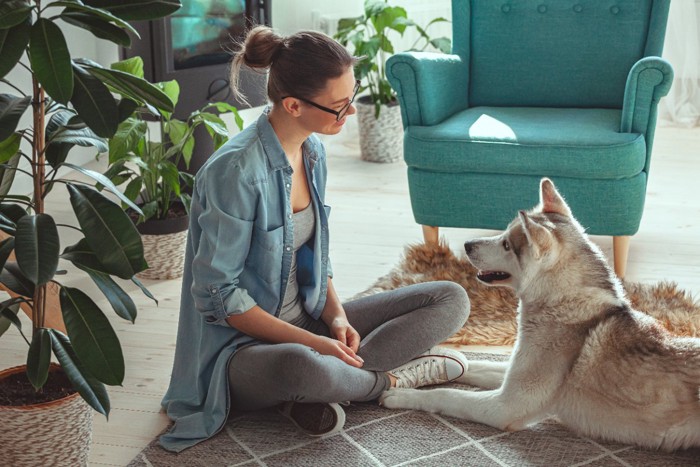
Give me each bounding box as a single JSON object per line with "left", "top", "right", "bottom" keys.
{"left": 280, "top": 97, "right": 302, "bottom": 117}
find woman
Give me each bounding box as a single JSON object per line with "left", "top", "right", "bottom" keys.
{"left": 160, "top": 26, "right": 470, "bottom": 452}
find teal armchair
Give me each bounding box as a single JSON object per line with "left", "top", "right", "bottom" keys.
{"left": 386, "top": 0, "right": 673, "bottom": 277}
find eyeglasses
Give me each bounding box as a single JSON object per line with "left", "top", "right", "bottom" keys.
{"left": 282, "top": 80, "right": 360, "bottom": 122}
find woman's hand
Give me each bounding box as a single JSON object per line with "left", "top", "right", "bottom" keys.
{"left": 329, "top": 317, "right": 361, "bottom": 353}
{"left": 311, "top": 334, "right": 364, "bottom": 368}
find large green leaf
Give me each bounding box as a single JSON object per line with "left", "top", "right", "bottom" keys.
{"left": 27, "top": 327, "right": 52, "bottom": 390}
{"left": 61, "top": 237, "right": 106, "bottom": 272}
{"left": 0, "top": 19, "right": 31, "bottom": 78}
{"left": 59, "top": 286, "right": 124, "bottom": 386}
{"left": 70, "top": 62, "right": 120, "bottom": 138}
{"left": 15, "top": 214, "right": 60, "bottom": 286}
{"left": 0, "top": 301, "right": 21, "bottom": 338}
{"left": 0, "top": 0, "right": 32, "bottom": 29}
{"left": 77, "top": 59, "right": 174, "bottom": 113}
{"left": 29, "top": 19, "right": 73, "bottom": 104}
{"left": 45, "top": 142, "right": 74, "bottom": 168}
{"left": 83, "top": 0, "right": 181, "bottom": 21}
{"left": 62, "top": 162, "right": 143, "bottom": 213}
{"left": 60, "top": 10, "right": 132, "bottom": 47}
{"left": 0, "top": 203, "right": 25, "bottom": 235}
{"left": 66, "top": 184, "right": 146, "bottom": 279}
{"left": 117, "top": 98, "right": 139, "bottom": 123}
{"left": 0, "top": 94, "right": 31, "bottom": 141}
{"left": 0, "top": 261, "right": 34, "bottom": 296}
{"left": 77, "top": 265, "right": 137, "bottom": 323}
{"left": 0, "top": 236, "right": 14, "bottom": 272}
{"left": 205, "top": 102, "right": 244, "bottom": 130}
{"left": 48, "top": 329, "right": 111, "bottom": 416}
{"left": 131, "top": 275, "right": 157, "bottom": 305}
{"left": 0, "top": 152, "right": 19, "bottom": 198}
{"left": 154, "top": 79, "right": 179, "bottom": 119}
{"left": 111, "top": 56, "right": 144, "bottom": 79}
{"left": 0, "top": 203, "right": 27, "bottom": 224}
{"left": 50, "top": 3, "right": 139, "bottom": 38}
{"left": 0, "top": 133, "right": 20, "bottom": 163}
{"left": 108, "top": 116, "right": 147, "bottom": 164}
{"left": 46, "top": 113, "right": 107, "bottom": 166}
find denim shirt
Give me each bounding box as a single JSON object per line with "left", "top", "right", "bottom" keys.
{"left": 160, "top": 112, "right": 332, "bottom": 452}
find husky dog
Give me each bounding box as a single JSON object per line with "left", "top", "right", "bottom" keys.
{"left": 380, "top": 178, "right": 700, "bottom": 451}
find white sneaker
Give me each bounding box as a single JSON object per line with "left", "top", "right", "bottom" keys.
{"left": 389, "top": 346, "right": 468, "bottom": 389}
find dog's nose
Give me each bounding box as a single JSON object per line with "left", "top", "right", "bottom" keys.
{"left": 464, "top": 242, "right": 473, "bottom": 255}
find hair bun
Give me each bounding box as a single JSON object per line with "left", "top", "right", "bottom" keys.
{"left": 240, "top": 26, "right": 285, "bottom": 69}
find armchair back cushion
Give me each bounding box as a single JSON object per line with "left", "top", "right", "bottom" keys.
{"left": 457, "top": 0, "right": 667, "bottom": 108}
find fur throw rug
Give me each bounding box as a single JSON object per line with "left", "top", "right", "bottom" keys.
{"left": 353, "top": 241, "right": 700, "bottom": 346}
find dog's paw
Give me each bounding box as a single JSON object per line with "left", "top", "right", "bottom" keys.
{"left": 378, "top": 388, "right": 422, "bottom": 410}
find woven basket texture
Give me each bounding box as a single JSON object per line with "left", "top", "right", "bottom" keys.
{"left": 137, "top": 230, "right": 188, "bottom": 280}
{"left": 356, "top": 101, "right": 403, "bottom": 163}
{"left": 1, "top": 365, "right": 93, "bottom": 466}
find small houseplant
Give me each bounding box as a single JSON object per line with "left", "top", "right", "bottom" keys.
{"left": 98, "top": 56, "right": 244, "bottom": 279}
{"left": 335, "top": 0, "right": 450, "bottom": 162}
{"left": 0, "top": 0, "right": 180, "bottom": 464}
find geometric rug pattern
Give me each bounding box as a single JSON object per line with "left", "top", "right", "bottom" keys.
{"left": 128, "top": 353, "right": 700, "bottom": 467}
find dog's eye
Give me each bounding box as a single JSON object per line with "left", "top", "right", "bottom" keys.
{"left": 503, "top": 240, "right": 511, "bottom": 251}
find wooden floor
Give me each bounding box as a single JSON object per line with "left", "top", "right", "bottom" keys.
{"left": 1, "top": 114, "right": 698, "bottom": 466}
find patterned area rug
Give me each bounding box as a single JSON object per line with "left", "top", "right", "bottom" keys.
{"left": 353, "top": 241, "right": 700, "bottom": 346}
{"left": 128, "top": 352, "right": 700, "bottom": 467}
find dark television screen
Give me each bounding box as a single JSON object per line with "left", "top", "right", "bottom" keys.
{"left": 171, "top": 0, "right": 247, "bottom": 70}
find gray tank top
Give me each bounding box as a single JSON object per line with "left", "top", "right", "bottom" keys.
{"left": 279, "top": 202, "right": 315, "bottom": 323}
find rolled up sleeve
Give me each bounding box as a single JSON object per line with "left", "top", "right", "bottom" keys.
{"left": 190, "top": 163, "right": 257, "bottom": 326}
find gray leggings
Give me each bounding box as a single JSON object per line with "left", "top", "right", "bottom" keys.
{"left": 228, "top": 281, "right": 470, "bottom": 411}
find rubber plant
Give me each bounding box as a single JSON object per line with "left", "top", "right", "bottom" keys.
{"left": 0, "top": 0, "right": 181, "bottom": 417}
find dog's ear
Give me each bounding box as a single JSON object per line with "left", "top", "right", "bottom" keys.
{"left": 540, "top": 178, "right": 572, "bottom": 217}
{"left": 518, "top": 210, "right": 553, "bottom": 259}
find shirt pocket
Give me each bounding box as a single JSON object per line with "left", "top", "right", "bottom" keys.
{"left": 245, "top": 224, "right": 284, "bottom": 285}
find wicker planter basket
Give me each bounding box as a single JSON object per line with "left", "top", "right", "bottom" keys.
{"left": 0, "top": 364, "right": 93, "bottom": 466}
{"left": 135, "top": 212, "right": 189, "bottom": 280}
{"left": 355, "top": 97, "right": 403, "bottom": 163}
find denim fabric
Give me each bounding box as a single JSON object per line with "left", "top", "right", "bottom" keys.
{"left": 160, "top": 111, "right": 332, "bottom": 452}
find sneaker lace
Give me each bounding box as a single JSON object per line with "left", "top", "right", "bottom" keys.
{"left": 395, "top": 358, "right": 447, "bottom": 388}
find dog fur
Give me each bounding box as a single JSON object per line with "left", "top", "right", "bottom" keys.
{"left": 380, "top": 178, "right": 700, "bottom": 451}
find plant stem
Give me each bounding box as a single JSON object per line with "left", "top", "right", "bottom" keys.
{"left": 31, "top": 72, "right": 47, "bottom": 334}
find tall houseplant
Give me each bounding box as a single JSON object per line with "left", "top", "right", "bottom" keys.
{"left": 335, "top": 0, "right": 450, "bottom": 162}
{"left": 99, "top": 56, "right": 244, "bottom": 279}
{"left": 0, "top": 0, "right": 180, "bottom": 463}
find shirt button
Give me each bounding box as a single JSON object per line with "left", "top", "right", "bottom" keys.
{"left": 211, "top": 287, "right": 218, "bottom": 293}
{"left": 285, "top": 246, "right": 291, "bottom": 251}
{"left": 288, "top": 213, "right": 292, "bottom": 219}
{"left": 286, "top": 183, "right": 291, "bottom": 189}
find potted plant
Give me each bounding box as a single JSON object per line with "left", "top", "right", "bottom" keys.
{"left": 0, "top": 0, "right": 180, "bottom": 464}
{"left": 98, "top": 57, "right": 244, "bottom": 280}
{"left": 335, "top": 0, "right": 450, "bottom": 163}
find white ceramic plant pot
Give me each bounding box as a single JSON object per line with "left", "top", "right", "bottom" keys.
{"left": 355, "top": 97, "right": 403, "bottom": 163}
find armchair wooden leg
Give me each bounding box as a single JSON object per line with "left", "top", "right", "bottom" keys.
{"left": 422, "top": 225, "right": 439, "bottom": 245}
{"left": 613, "top": 235, "right": 631, "bottom": 279}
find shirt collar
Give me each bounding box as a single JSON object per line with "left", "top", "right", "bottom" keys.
{"left": 256, "top": 107, "right": 319, "bottom": 172}
{"left": 256, "top": 109, "right": 288, "bottom": 171}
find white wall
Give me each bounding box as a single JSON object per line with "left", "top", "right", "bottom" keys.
{"left": 271, "top": 0, "right": 363, "bottom": 36}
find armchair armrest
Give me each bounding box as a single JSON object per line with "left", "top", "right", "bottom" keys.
{"left": 386, "top": 52, "right": 469, "bottom": 127}
{"left": 620, "top": 56, "right": 673, "bottom": 135}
